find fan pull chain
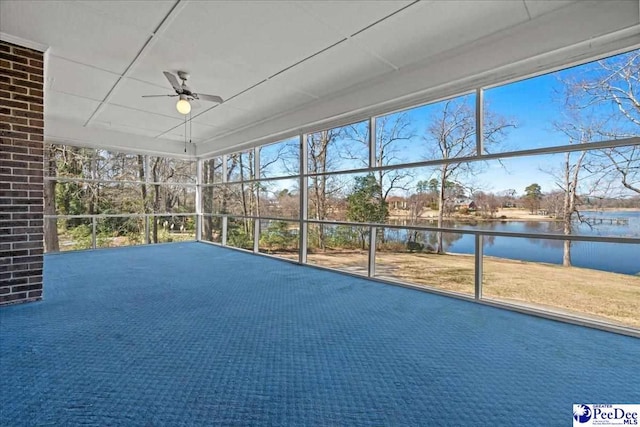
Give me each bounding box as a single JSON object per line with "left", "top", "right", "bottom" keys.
{"left": 184, "top": 114, "right": 187, "bottom": 153}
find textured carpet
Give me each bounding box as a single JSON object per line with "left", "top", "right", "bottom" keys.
{"left": 1, "top": 242, "right": 638, "bottom": 426}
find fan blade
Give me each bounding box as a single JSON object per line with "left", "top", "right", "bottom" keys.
{"left": 196, "top": 94, "right": 223, "bottom": 104}
{"left": 142, "top": 94, "right": 178, "bottom": 98}
{"left": 163, "top": 71, "right": 183, "bottom": 93}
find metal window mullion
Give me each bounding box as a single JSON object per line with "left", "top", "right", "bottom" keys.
{"left": 474, "top": 89, "right": 484, "bottom": 299}
{"left": 254, "top": 219, "right": 260, "bottom": 253}
{"left": 253, "top": 147, "right": 260, "bottom": 253}
{"left": 92, "top": 216, "right": 97, "bottom": 249}
{"left": 368, "top": 225, "right": 376, "bottom": 277}
{"left": 475, "top": 234, "right": 483, "bottom": 300}
{"left": 299, "top": 134, "right": 308, "bottom": 264}
{"left": 369, "top": 117, "right": 376, "bottom": 169}
{"left": 144, "top": 155, "right": 151, "bottom": 244}
{"left": 300, "top": 218, "right": 640, "bottom": 244}
{"left": 476, "top": 88, "right": 484, "bottom": 156}
{"left": 300, "top": 135, "right": 640, "bottom": 180}
{"left": 368, "top": 117, "right": 377, "bottom": 276}
{"left": 221, "top": 154, "right": 228, "bottom": 247}
{"left": 222, "top": 216, "right": 228, "bottom": 246}
{"left": 195, "top": 159, "right": 202, "bottom": 241}
{"left": 222, "top": 154, "right": 228, "bottom": 183}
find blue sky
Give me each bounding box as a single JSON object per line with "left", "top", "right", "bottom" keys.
{"left": 254, "top": 49, "right": 638, "bottom": 199}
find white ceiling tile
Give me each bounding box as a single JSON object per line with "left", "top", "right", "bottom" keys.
{"left": 110, "top": 77, "right": 187, "bottom": 120}
{"left": 128, "top": 36, "right": 252, "bottom": 101}
{"left": 74, "top": 1, "right": 176, "bottom": 33}
{"left": 95, "top": 104, "right": 183, "bottom": 134}
{"left": 90, "top": 121, "right": 161, "bottom": 139}
{"left": 193, "top": 104, "right": 251, "bottom": 129}
{"left": 4, "top": 0, "right": 637, "bottom": 155}
{"left": 45, "top": 92, "right": 101, "bottom": 124}
{"left": 354, "top": 1, "right": 530, "bottom": 68}
{"left": 158, "top": 1, "right": 343, "bottom": 80}
{"left": 524, "top": 0, "right": 577, "bottom": 18}
{"left": 47, "top": 55, "right": 120, "bottom": 101}
{"left": 272, "top": 41, "right": 395, "bottom": 98}
{"left": 222, "top": 80, "right": 316, "bottom": 124}
{"left": 0, "top": 0, "right": 153, "bottom": 74}
{"left": 296, "top": 1, "right": 413, "bottom": 37}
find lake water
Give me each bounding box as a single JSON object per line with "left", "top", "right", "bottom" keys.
{"left": 391, "top": 211, "right": 640, "bottom": 275}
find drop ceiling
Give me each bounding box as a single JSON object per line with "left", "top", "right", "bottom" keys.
{"left": 1, "top": 0, "right": 639, "bottom": 159}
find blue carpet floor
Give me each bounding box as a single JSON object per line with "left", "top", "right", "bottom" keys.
{"left": 1, "top": 242, "right": 638, "bottom": 426}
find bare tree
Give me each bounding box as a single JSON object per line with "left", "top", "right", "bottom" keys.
{"left": 548, "top": 115, "right": 600, "bottom": 266}
{"left": 473, "top": 191, "right": 501, "bottom": 218}
{"left": 202, "top": 158, "right": 222, "bottom": 241}
{"left": 542, "top": 190, "right": 564, "bottom": 219}
{"left": 307, "top": 129, "right": 343, "bottom": 250}
{"left": 425, "top": 97, "right": 514, "bottom": 253}
{"left": 347, "top": 113, "right": 415, "bottom": 202}
{"left": 563, "top": 49, "right": 640, "bottom": 197}
{"left": 553, "top": 50, "right": 640, "bottom": 264}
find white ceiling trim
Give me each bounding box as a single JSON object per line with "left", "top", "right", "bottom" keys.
{"left": 0, "top": 31, "right": 48, "bottom": 52}
{"left": 46, "top": 118, "right": 194, "bottom": 158}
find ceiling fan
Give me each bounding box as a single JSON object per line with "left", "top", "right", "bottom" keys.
{"left": 142, "top": 71, "right": 223, "bottom": 115}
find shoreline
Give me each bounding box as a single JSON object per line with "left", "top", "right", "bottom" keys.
{"left": 389, "top": 207, "right": 640, "bottom": 223}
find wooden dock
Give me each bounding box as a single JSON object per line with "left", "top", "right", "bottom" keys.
{"left": 583, "top": 217, "right": 629, "bottom": 225}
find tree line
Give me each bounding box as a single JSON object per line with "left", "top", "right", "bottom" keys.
{"left": 47, "top": 50, "right": 639, "bottom": 267}
{"left": 44, "top": 146, "right": 196, "bottom": 251}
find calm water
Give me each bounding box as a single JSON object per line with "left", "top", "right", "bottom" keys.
{"left": 390, "top": 211, "right": 640, "bottom": 275}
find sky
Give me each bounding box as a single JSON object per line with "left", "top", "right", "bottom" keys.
{"left": 248, "top": 49, "right": 639, "bottom": 199}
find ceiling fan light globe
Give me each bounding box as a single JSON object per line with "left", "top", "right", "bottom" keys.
{"left": 176, "top": 98, "right": 191, "bottom": 115}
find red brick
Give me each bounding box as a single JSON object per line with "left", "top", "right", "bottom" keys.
{"left": 0, "top": 83, "right": 28, "bottom": 94}
{"left": 29, "top": 89, "right": 44, "bottom": 99}
{"left": 12, "top": 47, "right": 42, "bottom": 61}
{"left": 28, "top": 276, "right": 42, "bottom": 285}
{"left": 29, "top": 59, "right": 44, "bottom": 69}
{"left": 1, "top": 41, "right": 43, "bottom": 307}
{"left": 28, "top": 289, "right": 42, "bottom": 298}
{"left": 2, "top": 100, "right": 29, "bottom": 111}
{"left": 13, "top": 94, "right": 43, "bottom": 106}
{"left": 0, "top": 114, "right": 29, "bottom": 125}
{"left": 10, "top": 77, "right": 42, "bottom": 91}
{"left": 12, "top": 109, "right": 41, "bottom": 119}
{"left": 12, "top": 63, "right": 43, "bottom": 76}
{"left": 0, "top": 51, "right": 28, "bottom": 64}
{"left": 12, "top": 284, "right": 41, "bottom": 292}
{"left": 2, "top": 68, "right": 29, "bottom": 80}
{"left": 0, "top": 292, "right": 27, "bottom": 303}
{"left": 29, "top": 103, "right": 43, "bottom": 112}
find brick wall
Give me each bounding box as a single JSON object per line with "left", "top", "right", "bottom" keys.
{"left": 0, "top": 40, "right": 45, "bottom": 305}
